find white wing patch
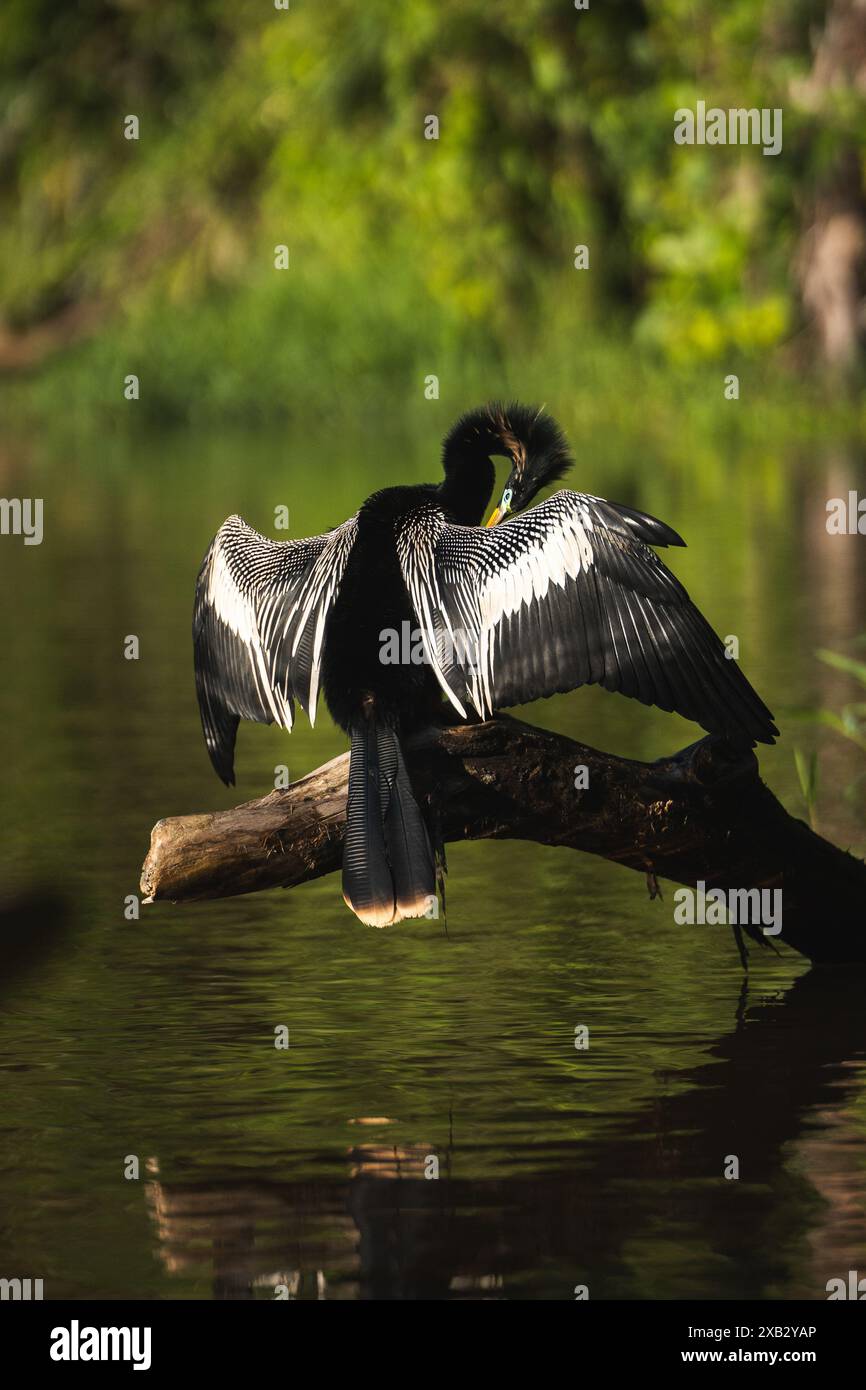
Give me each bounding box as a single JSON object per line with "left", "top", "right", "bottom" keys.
{"left": 194, "top": 513, "right": 358, "bottom": 781}
{"left": 207, "top": 539, "right": 294, "bottom": 730}
{"left": 398, "top": 491, "right": 596, "bottom": 719}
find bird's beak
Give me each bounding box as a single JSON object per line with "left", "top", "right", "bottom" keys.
{"left": 485, "top": 495, "right": 513, "bottom": 527}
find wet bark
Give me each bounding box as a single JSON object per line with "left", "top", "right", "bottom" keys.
{"left": 140, "top": 716, "right": 866, "bottom": 965}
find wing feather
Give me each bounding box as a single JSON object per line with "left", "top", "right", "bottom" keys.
{"left": 398, "top": 491, "right": 777, "bottom": 747}
{"left": 193, "top": 513, "right": 357, "bottom": 782}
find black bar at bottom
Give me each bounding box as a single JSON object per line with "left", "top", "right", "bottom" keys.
{"left": 1, "top": 1297, "right": 861, "bottom": 1374}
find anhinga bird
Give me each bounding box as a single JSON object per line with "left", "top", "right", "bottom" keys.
{"left": 194, "top": 402, "right": 778, "bottom": 927}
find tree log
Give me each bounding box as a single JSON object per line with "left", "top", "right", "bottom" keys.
{"left": 140, "top": 716, "right": 866, "bottom": 965}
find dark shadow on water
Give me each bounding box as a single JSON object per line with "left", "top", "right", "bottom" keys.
{"left": 142, "top": 966, "right": 866, "bottom": 1299}
{"left": 0, "top": 889, "right": 72, "bottom": 991}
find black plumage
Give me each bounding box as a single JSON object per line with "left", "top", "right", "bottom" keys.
{"left": 193, "top": 401, "right": 778, "bottom": 926}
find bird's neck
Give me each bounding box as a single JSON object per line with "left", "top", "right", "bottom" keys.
{"left": 438, "top": 449, "right": 496, "bottom": 526}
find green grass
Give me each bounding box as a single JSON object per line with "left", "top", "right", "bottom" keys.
{"left": 4, "top": 268, "right": 866, "bottom": 453}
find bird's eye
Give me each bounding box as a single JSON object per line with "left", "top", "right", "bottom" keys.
{"left": 502, "top": 488, "right": 513, "bottom": 508}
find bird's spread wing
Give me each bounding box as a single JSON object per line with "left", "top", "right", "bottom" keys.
{"left": 194, "top": 513, "right": 357, "bottom": 782}
{"left": 398, "top": 490, "right": 777, "bottom": 745}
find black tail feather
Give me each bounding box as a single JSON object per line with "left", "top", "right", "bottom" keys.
{"left": 379, "top": 727, "right": 436, "bottom": 921}
{"left": 342, "top": 719, "right": 436, "bottom": 927}
{"left": 342, "top": 721, "right": 395, "bottom": 927}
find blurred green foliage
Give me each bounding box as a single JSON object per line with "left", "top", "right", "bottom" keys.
{"left": 0, "top": 0, "right": 863, "bottom": 420}
{"left": 813, "top": 645, "right": 866, "bottom": 753}
{"left": 790, "top": 641, "right": 866, "bottom": 826}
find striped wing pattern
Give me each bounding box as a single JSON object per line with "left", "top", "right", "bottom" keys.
{"left": 193, "top": 513, "right": 357, "bottom": 782}
{"left": 398, "top": 490, "right": 777, "bottom": 746}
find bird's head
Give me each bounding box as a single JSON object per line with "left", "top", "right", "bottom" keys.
{"left": 440, "top": 401, "right": 573, "bottom": 527}
{"left": 480, "top": 402, "right": 573, "bottom": 526}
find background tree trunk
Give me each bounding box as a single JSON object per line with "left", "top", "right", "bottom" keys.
{"left": 796, "top": 0, "right": 866, "bottom": 368}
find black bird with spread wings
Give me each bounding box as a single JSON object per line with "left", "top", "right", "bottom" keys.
{"left": 194, "top": 402, "right": 777, "bottom": 926}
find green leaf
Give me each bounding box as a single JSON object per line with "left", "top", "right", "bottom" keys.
{"left": 793, "top": 746, "right": 818, "bottom": 812}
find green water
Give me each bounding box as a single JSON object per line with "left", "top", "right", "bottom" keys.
{"left": 1, "top": 417, "right": 865, "bottom": 1299}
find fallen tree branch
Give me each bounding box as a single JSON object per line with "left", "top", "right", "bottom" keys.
{"left": 140, "top": 716, "right": 866, "bottom": 964}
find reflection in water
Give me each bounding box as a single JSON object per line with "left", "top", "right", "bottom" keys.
{"left": 142, "top": 971, "right": 866, "bottom": 1300}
